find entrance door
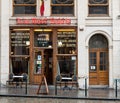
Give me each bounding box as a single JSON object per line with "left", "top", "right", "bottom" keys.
{"left": 32, "top": 49, "right": 53, "bottom": 84}
{"left": 89, "top": 49, "right": 109, "bottom": 85}
{"left": 33, "top": 50, "right": 44, "bottom": 84}
{"left": 44, "top": 49, "right": 53, "bottom": 85}
{"left": 89, "top": 34, "right": 109, "bottom": 85}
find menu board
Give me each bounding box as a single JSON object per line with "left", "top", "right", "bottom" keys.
{"left": 11, "top": 32, "right": 30, "bottom": 46}
{"left": 34, "top": 31, "right": 52, "bottom": 47}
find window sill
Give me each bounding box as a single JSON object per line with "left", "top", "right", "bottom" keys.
{"left": 86, "top": 16, "right": 112, "bottom": 20}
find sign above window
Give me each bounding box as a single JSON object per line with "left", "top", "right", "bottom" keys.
{"left": 16, "top": 18, "right": 72, "bottom": 25}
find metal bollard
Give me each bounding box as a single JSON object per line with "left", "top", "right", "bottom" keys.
{"left": 85, "top": 78, "right": 87, "bottom": 97}
{"left": 22, "top": 73, "right": 28, "bottom": 94}
{"left": 55, "top": 80, "right": 57, "bottom": 95}
{"left": 25, "top": 79, "right": 27, "bottom": 94}
{"left": 115, "top": 79, "right": 117, "bottom": 98}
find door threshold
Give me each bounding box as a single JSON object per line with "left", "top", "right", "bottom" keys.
{"left": 89, "top": 85, "right": 109, "bottom": 89}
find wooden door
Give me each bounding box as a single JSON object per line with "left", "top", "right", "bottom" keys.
{"left": 33, "top": 49, "right": 44, "bottom": 84}
{"left": 89, "top": 49, "right": 109, "bottom": 85}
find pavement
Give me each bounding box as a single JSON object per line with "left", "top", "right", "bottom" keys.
{"left": 0, "top": 84, "right": 120, "bottom": 101}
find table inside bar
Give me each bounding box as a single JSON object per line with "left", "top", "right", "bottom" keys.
{"left": 62, "top": 77, "right": 72, "bottom": 90}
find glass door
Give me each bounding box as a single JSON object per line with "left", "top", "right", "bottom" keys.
{"left": 34, "top": 50, "right": 43, "bottom": 74}
{"left": 33, "top": 50, "right": 44, "bottom": 83}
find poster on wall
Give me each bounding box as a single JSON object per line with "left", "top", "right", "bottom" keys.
{"left": 37, "top": 55, "right": 41, "bottom": 60}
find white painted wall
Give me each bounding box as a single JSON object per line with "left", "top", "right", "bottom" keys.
{"left": 77, "top": 0, "right": 113, "bottom": 88}
{"left": 112, "top": 0, "right": 120, "bottom": 83}
{"left": 0, "top": 0, "right": 9, "bottom": 85}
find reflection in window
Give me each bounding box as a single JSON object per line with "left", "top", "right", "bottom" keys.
{"left": 88, "top": 0, "right": 108, "bottom": 16}
{"left": 89, "top": 34, "right": 108, "bottom": 49}
{"left": 57, "top": 56, "right": 76, "bottom": 77}
{"left": 89, "top": 52, "right": 97, "bottom": 71}
{"left": 51, "top": 0, "right": 74, "bottom": 15}
{"left": 100, "top": 52, "right": 107, "bottom": 71}
{"left": 11, "top": 31, "right": 30, "bottom": 55}
{"left": 34, "top": 30, "right": 52, "bottom": 47}
{"left": 57, "top": 29, "right": 76, "bottom": 54}
{"left": 13, "top": 0, "right": 36, "bottom": 15}
{"left": 11, "top": 57, "right": 29, "bottom": 75}
{"left": 14, "top": 0, "right": 35, "bottom": 4}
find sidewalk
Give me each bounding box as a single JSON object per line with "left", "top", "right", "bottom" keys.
{"left": 0, "top": 85, "right": 120, "bottom": 100}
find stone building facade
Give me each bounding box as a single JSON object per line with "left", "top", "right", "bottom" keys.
{"left": 0, "top": 0, "right": 120, "bottom": 89}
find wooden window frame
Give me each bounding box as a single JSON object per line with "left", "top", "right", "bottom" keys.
{"left": 12, "top": 0, "right": 37, "bottom": 16}
{"left": 51, "top": 0, "right": 74, "bottom": 16}
{"left": 88, "top": 0, "right": 109, "bottom": 17}
{"left": 10, "top": 29, "right": 30, "bottom": 57}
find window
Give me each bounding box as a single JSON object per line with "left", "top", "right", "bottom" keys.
{"left": 10, "top": 29, "right": 30, "bottom": 75}
{"left": 57, "top": 56, "right": 76, "bottom": 77}
{"left": 13, "top": 0, "right": 36, "bottom": 15}
{"left": 57, "top": 29, "right": 77, "bottom": 77}
{"left": 57, "top": 29, "right": 76, "bottom": 54}
{"left": 89, "top": 34, "right": 108, "bottom": 48}
{"left": 88, "top": 0, "right": 109, "bottom": 16}
{"left": 34, "top": 29, "right": 52, "bottom": 48}
{"left": 51, "top": 0, "right": 74, "bottom": 16}
{"left": 11, "top": 30, "right": 30, "bottom": 55}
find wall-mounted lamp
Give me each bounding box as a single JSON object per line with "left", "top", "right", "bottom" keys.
{"left": 79, "top": 26, "right": 84, "bottom": 31}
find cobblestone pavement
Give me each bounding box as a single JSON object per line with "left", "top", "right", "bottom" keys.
{"left": 0, "top": 97, "right": 120, "bottom": 103}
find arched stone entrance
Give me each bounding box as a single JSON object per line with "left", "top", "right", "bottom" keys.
{"left": 89, "top": 34, "right": 109, "bottom": 85}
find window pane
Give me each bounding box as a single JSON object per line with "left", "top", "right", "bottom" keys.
{"left": 52, "top": 6, "right": 73, "bottom": 14}
{"left": 14, "top": 0, "right": 36, "bottom": 4}
{"left": 51, "top": 0, "right": 74, "bottom": 15}
{"left": 89, "top": 34, "right": 108, "bottom": 49}
{"left": 14, "top": 6, "right": 36, "bottom": 14}
{"left": 89, "top": 52, "right": 97, "bottom": 71}
{"left": 57, "top": 56, "right": 76, "bottom": 77}
{"left": 11, "top": 31, "right": 30, "bottom": 55}
{"left": 57, "top": 30, "right": 76, "bottom": 54}
{"left": 52, "top": 0, "right": 73, "bottom": 4}
{"left": 11, "top": 57, "right": 29, "bottom": 75}
{"left": 34, "top": 30, "right": 52, "bottom": 47}
{"left": 34, "top": 51, "right": 42, "bottom": 74}
{"left": 89, "top": 6, "right": 108, "bottom": 14}
{"left": 89, "top": 0, "right": 107, "bottom": 4}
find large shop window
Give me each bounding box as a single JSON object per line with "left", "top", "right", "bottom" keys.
{"left": 57, "top": 56, "right": 76, "bottom": 77}
{"left": 51, "top": 0, "right": 74, "bottom": 16}
{"left": 13, "top": 0, "right": 36, "bottom": 15}
{"left": 57, "top": 29, "right": 76, "bottom": 54}
{"left": 10, "top": 29, "right": 30, "bottom": 75}
{"left": 57, "top": 29, "right": 77, "bottom": 77}
{"left": 88, "top": 0, "right": 109, "bottom": 16}
{"left": 11, "top": 30, "right": 30, "bottom": 55}
{"left": 11, "top": 57, "right": 29, "bottom": 75}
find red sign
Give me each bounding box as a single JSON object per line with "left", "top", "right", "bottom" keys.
{"left": 16, "top": 18, "right": 71, "bottom": 25}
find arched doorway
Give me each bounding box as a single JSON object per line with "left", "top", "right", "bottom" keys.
{"left": 89, "top": 34, "right": 109, "bottom": 85}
